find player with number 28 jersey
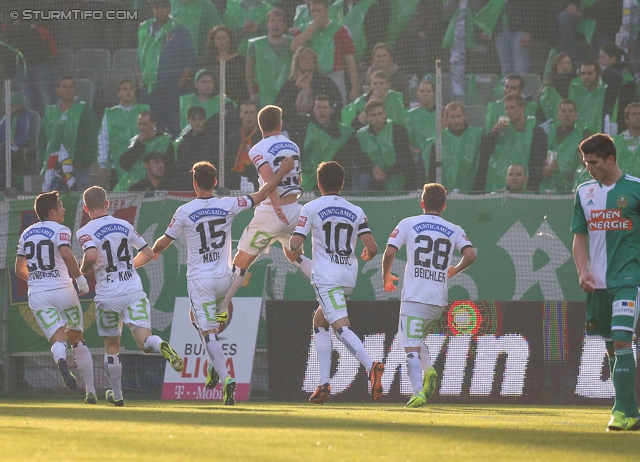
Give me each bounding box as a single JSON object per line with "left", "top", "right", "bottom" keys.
{"left": 383, "top": 183, "right": 476, "bottom": 408}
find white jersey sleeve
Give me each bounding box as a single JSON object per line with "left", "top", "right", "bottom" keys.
{"left": 18, "top": 221, "right": 74, "bottom": 294}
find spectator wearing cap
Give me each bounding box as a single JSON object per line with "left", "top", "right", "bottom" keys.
{"left": 179, "top": 69, "right": 236, "bottom": 131}
{"left": 137, "top": 0, "right": 195, "bottom": 137}
{"left": 128, "top": 150, "right": 179, "bottom": 192}
{"left": 174, "top": 106, "right": 217, "bottom": 189}
{"left": 0, "top": 91, "right": 30, "bottom": 190}
{"left": 116, "top": 110, "right": 175, "bottom": 191}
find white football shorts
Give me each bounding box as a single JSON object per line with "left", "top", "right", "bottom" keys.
{"left": 237, "top": 201, "right": 302, "bottom": 256}
{"left": 29, "top": 287, "right": 83, "bottom": 340}
{"left": 187, "top": 276, "right": 231, "bottom": 332}
{"left": 397, "top": 301, "right": 445, "bottom": 348}
{"left": 315, "top": 285, "right": 354, "bottom": 325}
{"left": 94, "top": 290, "right": 152, "bottom": 337}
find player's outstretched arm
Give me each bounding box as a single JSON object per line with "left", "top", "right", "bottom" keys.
{"left": 152, "top": 235, "right": 173, "bottom": 257}
{"left": 360, "top": 234, "right": 378, "bottom": 261}
{"left": 15, "top": 256, "right": 28, "bottom": 281}
{"left": 133, "top": 245, "right": 155, "bottom": 269}
{"left": 572, "top": 233, "right": 595, "bottom": 292}
{"left": 447, "top": 246, "right": 476, "bottom": 278}
{"left": 382, "top": 245, "right": 399, "bottom": 292}
{"left": 249, "top": 156, "right": 294, "bottom": 206}
{"left": 60, "top": 245, "right": 89, "bottom": 294}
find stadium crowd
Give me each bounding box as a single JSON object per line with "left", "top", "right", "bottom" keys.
{"left": 0, "top": 0, "right": 638, "bottom": 194}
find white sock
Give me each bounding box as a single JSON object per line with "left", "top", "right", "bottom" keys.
{"left": 420, "top": 344, "right": 432, "bottom": 370}
{"left": 205, "top": 334, "right": 228, "bottom": 381}
{"left": 406, "top": 352, "right": 423, "bottom": 395}
{"left": 219, "top": 265, "right": 247, "bottom": 313}
{"left": 51, "top": 340, "right": 67, "bottom": 363}
{"left": 104, "top": 354, "right": 123, "bottom": 400}
{"left": 293, "top": 255, "right": 313, "bottom": 280}
{"left": 314, "top": 327, "right": 332, "bottom": 385}
{"left": 336, "top": 326, "right": 373, "bottom": 372}
{"left": 143, "top": 335, "right": 163, "bottom": 354}
{"left": 72, "top": 341, "right": 95, "bottom": 394}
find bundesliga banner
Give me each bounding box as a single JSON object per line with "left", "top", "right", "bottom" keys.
{"left": 266, "top": 300, "right": 639, "bottom": 404}
{"left": 3, "top": 193, "right": 586, "bottom": 355}
{"left": 161, "top": 297, "right": 262, "bottom": 401}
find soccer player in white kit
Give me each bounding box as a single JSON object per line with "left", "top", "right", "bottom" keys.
{"left": 382, "top": 183, "right": 476, "bottom": 408}
{"left": 289, "top": 161, "right": 385, "bottom": 404}
{"left": 15, "top": 191, "right": 97, "bottom": 404}
{"left": 152, "top": 158, "right": 294, "bottom": 405}
{"left": 77, "top": 186, "right": 183, "bottom": 407}
{"left": 216, "top": 105, "right": 313, "bottom": 316}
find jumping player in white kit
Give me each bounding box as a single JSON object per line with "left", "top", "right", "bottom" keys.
{"left": 382, "top": 183, "right": 476, "bottom": 408}
{"left": 77, "top": 186, "right": 183, "bottom": 407}
{"left": 152, "top": 158, "right": 294, "bottom": 405}
{"left": 289, "top": 161, "right": 384, "bottom": 404}
{"left": 216, "top": 105, "right": 313, "bottom": 317}
{"left": 15, "top": 191, "right": 97, "bottom": 404}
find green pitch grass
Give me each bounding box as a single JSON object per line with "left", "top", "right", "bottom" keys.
{"left": 0, "top": 395, "right": 637, "bottom": 461}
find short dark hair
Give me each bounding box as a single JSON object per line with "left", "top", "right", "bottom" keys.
{"left": 504, "top": 92, "right": 525, "bottom": 108}
{"left": 187, "top": 106, "right": 206, "bottom": 119}
{"left": 191, "top": 161, "right": 217, "bottom": 190}
{"left": 579, "top": 133, "right": 616, "bottom": 161}
{"left": 504, "top": 74, "right": 524, "bottom": 90}
{"left": 581, "top": 61, "right": 601, "bottom": 74}
{"left": 57, "top": 76, "right": 75, "bottom": 88}
{"left": 34, "top": 191, "right": 60, "bottom": 221}
{"left": 240, "top": 100, "right": 258, "bottom": 111}
{"left": 258, "top": 105, "right": 282, "bottom": 133}
{"left": 421, "top": 183, "right": 447, "bottom": 212}
{"left": 364, "top": 99, "right": 385, "bottom": 114}
{"left": 139, "top": 110, "right": 156, "bottom": 123}
{"left": 370, "top": 70, "right": 389, "bottom": 83}
{"left": 317, "top": 161, "right": 344, "bottom": 192}
{"left": 558, "top": 99, "right": 577, "bottom": 111}
{"left": 116, "top": 79, "right": 134, "bottom": 91}
{"left": 314, "top": 94, "right": 331, "bottom": 105}
{"left": 143, "top": 150, "right": 164, "bottom": 163}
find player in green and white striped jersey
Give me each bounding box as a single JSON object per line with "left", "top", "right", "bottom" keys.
{"left": 571, "top": 133, "right": 640, "bottom": 432}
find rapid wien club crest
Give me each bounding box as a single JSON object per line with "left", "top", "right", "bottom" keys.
{"left": 617, "top": 195, "right": 628, "bottom": 208}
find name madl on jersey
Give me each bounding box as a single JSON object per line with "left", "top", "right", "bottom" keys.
{"left": 202, "top": 249, "right": 220, "bottom": 264}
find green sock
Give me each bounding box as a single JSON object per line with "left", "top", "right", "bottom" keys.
{"left": 612, "top": 349, "right": 636, "bottom": 417}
